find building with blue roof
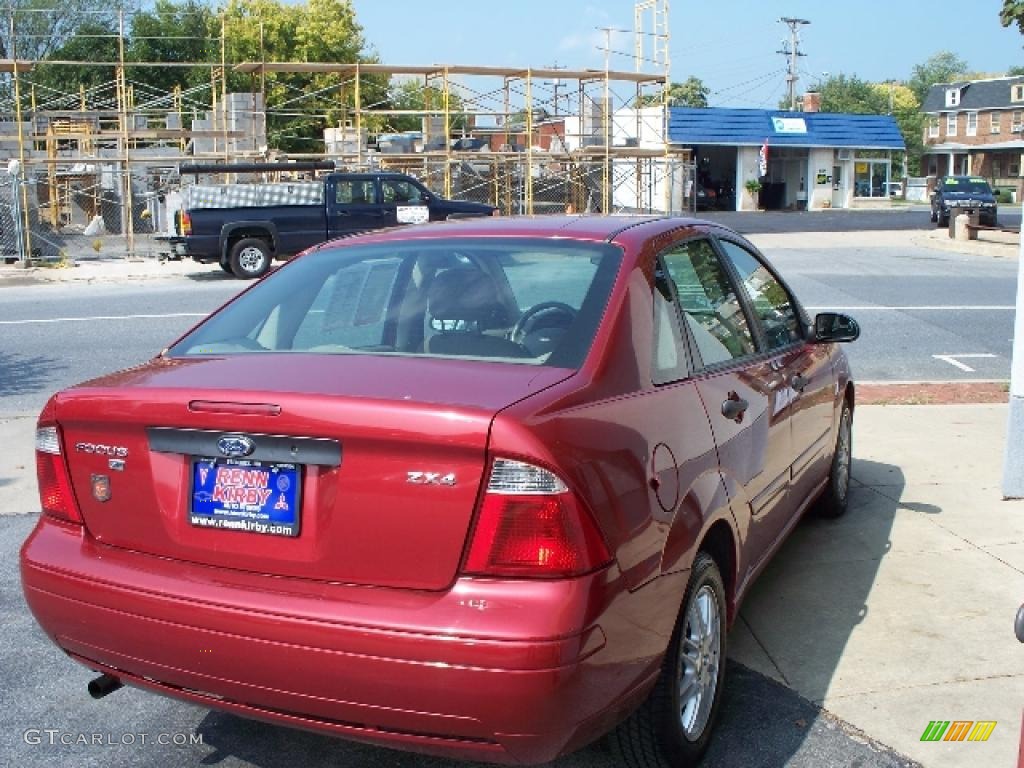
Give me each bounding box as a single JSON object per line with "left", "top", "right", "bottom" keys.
{"left": 667, "top": 105, "right": 905, "bottom": 211}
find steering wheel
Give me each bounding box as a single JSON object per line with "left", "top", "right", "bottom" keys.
{"left": 511, "top": 301, "right": 578, "bottom": 345}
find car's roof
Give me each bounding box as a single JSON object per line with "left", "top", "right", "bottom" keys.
{"left": 324, "top": 215, "right": 714, "bottom": 247}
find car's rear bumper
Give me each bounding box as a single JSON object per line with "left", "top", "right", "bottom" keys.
{"left": 20, "top": 515, "right": 655, "bottom": 765}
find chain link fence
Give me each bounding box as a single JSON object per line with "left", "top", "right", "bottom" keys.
{"left": 1, "top": 166, "right": 176, "bottom": 265}
{"left": 376, "top": 155, "right": 697, "bottom": 216}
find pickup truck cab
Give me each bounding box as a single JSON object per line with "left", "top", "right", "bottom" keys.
{"left": 171, "top": 172, "right": 496, "bottom": 278}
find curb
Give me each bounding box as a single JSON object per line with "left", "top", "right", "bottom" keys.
{"left": 858, "top": 381, "right": 1009, "bottom": 405}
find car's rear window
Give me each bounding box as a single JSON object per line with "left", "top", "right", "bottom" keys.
{"left": 168, "top": 238, "right": 622, "bottom": 369}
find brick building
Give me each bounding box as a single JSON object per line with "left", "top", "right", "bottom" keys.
{"left": 921, "top": 75, "right": 1024, "bottom": 199}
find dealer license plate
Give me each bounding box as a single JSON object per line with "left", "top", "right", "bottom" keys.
{"left": 190, "top": 458, "right": 301, "bottom": 537}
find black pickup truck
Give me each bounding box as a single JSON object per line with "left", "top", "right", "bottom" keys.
{"left": 170, "top": 171, "right": 495, "bottom": 278}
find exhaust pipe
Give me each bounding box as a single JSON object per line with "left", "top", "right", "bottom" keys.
{"left": 87, "top": 673, "right": 123, "bottom": 699}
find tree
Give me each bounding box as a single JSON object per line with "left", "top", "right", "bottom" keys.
{"left": 1000, "top": 1, "right": 1024, "bottom": 34}
{"left": 220, "top": 0, "right": 384, "bottom": 153}
{"left": 386, "top": 80, "right": 469, "bottom": 133}
{"left": 811, "top": 74, "right": 888, "bottom": 114}
{"left": 1008, "top": 65, "right": 1024, "bottom": 76}
{"left": 127, "top": 0, "right": 217, "bottom": 96}
{"left": 30, "top": 21, "right": 119, "bottom": 104}
{"left": 0, "top": 0, "right": 122, "bottom": 61}
{"left": 908, "top": 51, "right": 969, "bottom": 103}
{"left": 638, "top": 75, "right": 710, "bottom": 107}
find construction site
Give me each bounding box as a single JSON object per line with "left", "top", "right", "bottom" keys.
{"left": 0, "top": 0, "right": 694, "bottom": 264}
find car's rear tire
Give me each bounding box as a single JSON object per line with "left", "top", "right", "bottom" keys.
{"left": 228, "top": 238, "right": 272, "bottom": 280}
{"left": 816, "top": 400, "right": 853, "bottom": 519}
{"left": 608, "top": 552, "right": 727, "bottom": 768}
{"left": 929, "top": 207, "right": 937, "bottom": 223}
{"left": 219, "top": 260, "right": 233, "bottom": 274}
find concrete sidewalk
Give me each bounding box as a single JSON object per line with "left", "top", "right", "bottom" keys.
{"left": 731, "top": 404, "right": 1024, "bottom": 768}
{"left": 2, "top": 404, "right": 1022, "bottom": 767}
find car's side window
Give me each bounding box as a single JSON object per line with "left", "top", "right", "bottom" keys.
{"left": 660, "top": 239, "right": 756, "bottom": 367}
{"left": 381, "top": 180, "right": 424, "bottom": 204}
{"left": 335, "top": 179, "right": 377, "bottom": 205}
{"left": 717, "top": 239, "right": 803, "bottom": 350}
{"left": 651, "top": 261, "right": 690, "bottom": 384}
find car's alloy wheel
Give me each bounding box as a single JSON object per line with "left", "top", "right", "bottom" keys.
{"left": 609, "top": 552, "right": 727, "bottom": 768}
{"left": 229, "top": 238, "right": 272, "bottom": 279}
{"left": 678, "top": 584, "right": 721, "bottom": 740}
{"left": 817, "top": 400, "right": 852, "bottom": 518}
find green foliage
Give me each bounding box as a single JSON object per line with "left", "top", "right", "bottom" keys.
{"left": 31, "top": 21, "right": 119, "bottom": 100}
{"left": 386, "top": 80, "right": 468, "bottom": 133}
{"left": 127, "top": 0, "right": 216, "bottom": 94}
{"left": 1, "top": 0, "right": 119, "bottom": 61}
{"left": 908, "top": 51, "right": 969, "bottom": 103}
{"left": 812, "top": 74, "right": 888, "bottom": 114}
{"left": 221, "top": 0, "right": 383, "bottom": 152}
{"left": 1008, "top": 65, "right": 1024, "bottom": 76}
{"left": 638, "top": 76, "right": 710, "bottom": 108}
{"left": 1001, "top": 0, "right": 1024, "bottom": 33}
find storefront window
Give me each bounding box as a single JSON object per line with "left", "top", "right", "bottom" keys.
{"left": 854, "top": 158, "right": 891, "bottom": 198}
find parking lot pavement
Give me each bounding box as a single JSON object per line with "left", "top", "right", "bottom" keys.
{"left": 731, "top": 404, "right": 1024, "bottom": 768}
{"left": 4, "top": 506, "right": 918, "bottom": 764}
{"left": 1, "top": 402, "right": 1019, "bottom": 767}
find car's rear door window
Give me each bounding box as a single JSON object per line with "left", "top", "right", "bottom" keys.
{"left": 660, "top": 238, "right": 756, "bottom": 367}
{"left": 716, "top": 239, "right": 803, "bottom": 350}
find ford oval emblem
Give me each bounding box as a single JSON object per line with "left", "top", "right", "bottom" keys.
{"left": 217, "top": 434, "right": 255, "bottom": 458}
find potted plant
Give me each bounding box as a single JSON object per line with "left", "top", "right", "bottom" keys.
{"left": 744, "top": 179, "right": 763, "bottom": 210}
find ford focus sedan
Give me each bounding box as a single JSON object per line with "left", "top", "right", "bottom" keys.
{"left": 21, "top": 216, "right": 858, "bottom": 768}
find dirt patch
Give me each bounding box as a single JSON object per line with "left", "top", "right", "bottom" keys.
{"left": 858, "top": 381, "right": 1009, "bottom": 405}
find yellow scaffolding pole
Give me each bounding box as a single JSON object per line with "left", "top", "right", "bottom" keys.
{"left": 525, "top": 70, "right": 533, "bottom": 215}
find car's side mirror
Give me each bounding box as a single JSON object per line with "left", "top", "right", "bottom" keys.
{"left": 812, "top": 312, "right": 860, "bottom": 343}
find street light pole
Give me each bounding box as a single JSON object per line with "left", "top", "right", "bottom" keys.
{"left": 1004, "top": 199, "right": 1024, "bottom": 498}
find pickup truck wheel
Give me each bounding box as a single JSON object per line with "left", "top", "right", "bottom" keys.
{"left": 608, "top": 552, "right": 726, "bottom": 768}
{"left": 219, "top": 260, "right": 232, "bottom": 274}
{"left": 229, "top": 238, "right": 272, "bottom": 279}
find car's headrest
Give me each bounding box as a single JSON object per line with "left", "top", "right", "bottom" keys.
{"left": 428, "top": 268, "right": 509, "bottom": 328}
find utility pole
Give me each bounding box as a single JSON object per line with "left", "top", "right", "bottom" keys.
{"left": 778, "top": 17, "right": 810, "bottom": 111}
{"left": 544, "top": 62, "right": 567, "bottom": 116}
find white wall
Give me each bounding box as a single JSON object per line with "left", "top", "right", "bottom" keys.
{"left": 808, "top": 147, "right": 834, "bottom": 209}
{"left": 736, "top": 147, "right": 761, "bottom": 211}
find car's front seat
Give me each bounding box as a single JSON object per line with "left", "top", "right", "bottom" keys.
{"left": 426, "top": 268, "right": 527, "bottom": 358}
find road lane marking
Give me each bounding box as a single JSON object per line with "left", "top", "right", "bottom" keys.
{"left": 0, "top": 312, "right": 207, "bottom": 326}
{"left": 932, "top": 354, "right": 998, "bottom": 373}
{"left": 805, "top": 306, "right": 1014, "bottom": 311}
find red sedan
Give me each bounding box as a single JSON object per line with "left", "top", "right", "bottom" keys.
{"left": 21, "top": 216, "right": 858, "bottom": 767}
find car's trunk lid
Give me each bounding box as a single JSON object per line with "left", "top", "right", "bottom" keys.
{"left": 55, "top": 354, "right": 571, "bottom": 590}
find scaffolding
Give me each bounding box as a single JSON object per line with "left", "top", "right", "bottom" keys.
{"left": 0, "top": 5, "right": 692, "bottom": 262}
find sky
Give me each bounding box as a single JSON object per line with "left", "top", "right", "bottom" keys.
{"left": 351, "top": 0, "right": 1022, "bottom": 111}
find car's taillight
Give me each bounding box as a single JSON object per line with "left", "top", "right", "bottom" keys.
{"left": 35, "top": 425, "right": 82, "bottom": 524}
{"left": 462, "top": 458, "right": 611, "bottom": 578}
{"left": 179, "top": 210, "right": 192, "bottom": 235}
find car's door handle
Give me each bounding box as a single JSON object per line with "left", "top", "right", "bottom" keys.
{"left": 791, "top": 373, "right": 809, "bottom": 393}
{"left": 721, "top": 393, "right": 749, "bottom": 423}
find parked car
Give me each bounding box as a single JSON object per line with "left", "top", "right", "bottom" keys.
{"left": 21, "top": 215, "right": 859, "bottom": 768}
{"left": 930, "top": 175, "right": 998, "bottom": 227}
{"left": 170, "top": 171, "right": 496, "bottom": 279}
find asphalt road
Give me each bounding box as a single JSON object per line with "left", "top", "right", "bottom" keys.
{"left": 1, "top": 212, "right": 1020, "bottom": 416}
